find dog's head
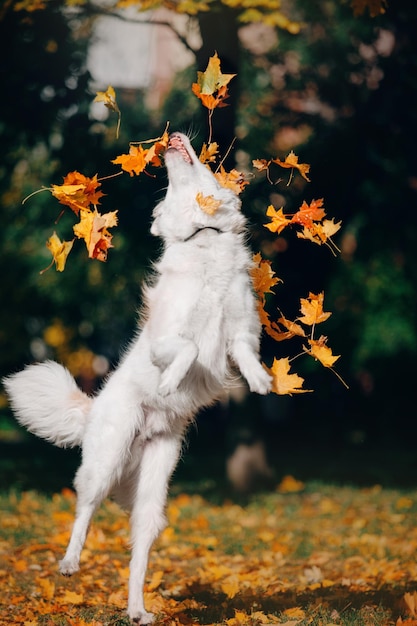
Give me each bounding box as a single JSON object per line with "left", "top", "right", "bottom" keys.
{"left": 151, "top": 132, "right": 246, "bottom": 242}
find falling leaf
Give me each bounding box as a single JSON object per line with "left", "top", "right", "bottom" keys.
{"left": 94, "top": 85, "right": 121, "bottom": 138}
{"left": 199, "top": 142, "right": 219, "bottom": 164}
{"left": 306, "top": 337, "right": 340, "bottom": 368}
{"left": 44, "top": 232, "right": 74, "bottom": 273}
{"left": 250, "top": 252, "right": 281, "bottom": 302}
{"left": 192, "top": 52, "right": 236, "bottom": 110}
{"left": 298, "top": 292, "right": 332, "bottom": 326}
{"left": 252, "top": 158, "right": 270, "bottom": 172}
{"left": 73, "top": 209, "right": 118, "bottom": 262}
{"left": 193, "top": 51, "right": 236, "bottom": 95}
{"left": 112, "top": 144, "right": 148, "bottom": 177}
{"left": 196, "top": 192, "right": 222, "bottom": 215}
{"left": 265, "top": 357, "right": 312, "bottom": 395}
{"left": 51, "top": 172, "right": 105, "bottom": 215}
{"left": 214, "top": 166, "right": 249, "bottom": 194}
{"left": 264, "top": 205, "right": 292, "bottom": 234}
{"left": 272, "top": 150, "right": 311, "bottom": 182}
{"left": 291, "top": 198, "right": 326, "bottom": 228}
{"left": 297, "top": 218, "right": 342, "bottom": 251}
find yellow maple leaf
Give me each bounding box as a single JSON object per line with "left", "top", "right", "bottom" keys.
{"left": 94, "top": 85, "right": 121, "bottom": 138}
{"left": 43, "top": 232, "right": 74, "bottom": 273}
{"left": 214, "top": 166, "right": 249, "bottom": 194}
{"left": 306, "top": 336, "right": 340, "bottom": 368}
{"left": 265, "top": 357, "right": 312, "bottom": 395}
{"left": 264, "top": 204, "right": 292, "bottom": 234}
{"left": 199, "top": 141, "right": 219, "bottom": 164}
{"left": 250, "top": 252, "right": 281, "bottom": 302}
{"left": 196, "top": 192, "right": 222, "bottom": 215}
{"left": 273, "top": 150, "right": 311, "bottom": 182}
{"left": 298, "top": 292, "right": 331, "bottom": 326}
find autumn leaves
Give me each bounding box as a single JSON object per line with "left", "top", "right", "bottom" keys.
{"left": 22, "top": 53, "right": 345, "bottom": 395}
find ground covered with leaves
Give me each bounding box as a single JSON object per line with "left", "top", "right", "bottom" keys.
{"left": 2, "top": 479, "right": 417, "bottom": 626}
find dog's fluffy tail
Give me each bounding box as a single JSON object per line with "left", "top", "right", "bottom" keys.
{"left": 3, "top": 361, "right": 92, "bottom": 448}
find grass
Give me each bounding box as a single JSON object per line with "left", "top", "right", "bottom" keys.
{"left": 1, "top": 480, "right": 417, "bottom": 625}
{"left": 2, "top": 411, "right": 417, "bottom": 624}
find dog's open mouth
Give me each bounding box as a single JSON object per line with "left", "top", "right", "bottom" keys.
{"left": 167, "top": 133, "right": 193, "bottom": 164}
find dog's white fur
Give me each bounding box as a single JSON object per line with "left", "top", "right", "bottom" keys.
{"left": 3, "top": 132, "right": 272, "bottom": 624}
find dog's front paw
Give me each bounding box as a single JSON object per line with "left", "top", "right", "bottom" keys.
{"left": 59, "top": 557, "right": 80, "bottom": 576}
{"left": 131, "top": 610, "right": 155, "bottom": 625}
{"left": 247, "top": 368, "right": 273, "bottom": 396}
{"left": 158, "top": 370, "right": 179, "bottom": 396}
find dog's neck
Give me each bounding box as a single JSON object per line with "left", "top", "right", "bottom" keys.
{"left": 183, "top": 226, "right": 223, "bottom": 242}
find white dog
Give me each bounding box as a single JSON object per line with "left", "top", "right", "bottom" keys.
{"left": 3, "top": 132, "right": 272, "bottom": 624}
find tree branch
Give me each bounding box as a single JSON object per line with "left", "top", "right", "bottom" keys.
{"left": 78, "top": 2, "right": 198, "bottom": 57}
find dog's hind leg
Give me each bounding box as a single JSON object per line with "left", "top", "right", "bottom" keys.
{"left": 127, "top": 430, "right": 183, "bottom": 624}
{"left": 59, "top": 399, "right": 139, "bottom": 576}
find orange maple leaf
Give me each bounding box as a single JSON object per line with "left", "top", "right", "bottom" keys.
{"left": 272, "top": 150, "right": 311, "bottom": 182}
{"left": 298, "top": 292, "right": 332, "bottom": 326}
{"left": 264, "top": 204, "right": 292, "bottom": 234}
{"left": 51, "top": 172, "right": 105, "bottom": 215}
{"left": 265, "top": 357, "right": 312, "bottom": 395}
{"left": 291, "top": 198, "right": 326, "bottom": 228}
{"left": 142, "top": 130, "right": 169, "bottom": 167}
{"left": 112, "top": 145, "right": 148, "bottom": 177}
